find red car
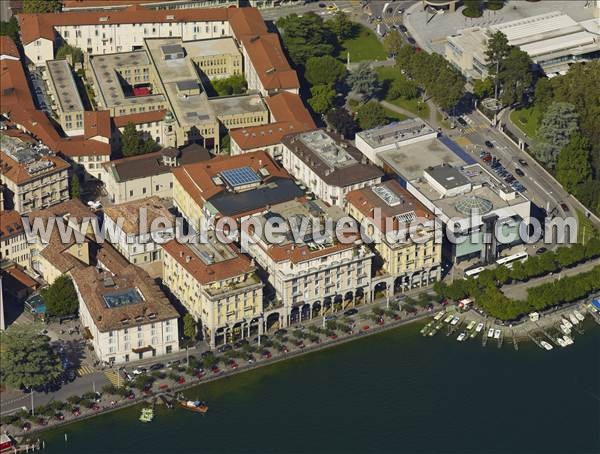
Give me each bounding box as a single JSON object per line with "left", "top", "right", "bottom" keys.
{"left": 261, "top": 350, "right": 272, "bottom": 359}
{"left": 228, "top": 361, "right": 238, "bottom": 369}
{"left": 127, "top": 393, "right": 135, "bottom": 400}
{"left": 72, "top": 408, "right": 81, "bottom": 417}
{"left": 362, "top": 325, "right": 370, "bottom": 331}
{"left": 196, "top": 371, "right": 205, "bottom": 379}
{"left": 329, "top": 334, "right": 338, "bottom": 340}
{"left": 211, "top": 365, "right": 220, "bottom": 374}
{"left": 91, "top": 403, "right": 100, "bottom": 411}
{"left": 394, "top": 314, "right": 402, "bottom": 320}
{"left": 177, "top": 376, "right": 186, "bottom": 384}
{"left": 296, "top": 341, "right": 305, "bottom": 349}
{"left": 377, "top": 318, "right": 385, "bottom": 326}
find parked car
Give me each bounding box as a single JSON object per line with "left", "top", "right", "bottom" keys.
{"left": 274, "top": 329, "right": 288, "bottom": 336}
{"left": 457, "top": 117, "right": 468, "bottom": 127}
{"left": 166, "top": 359, "right": 180, "bottom": 368}
{"left": 217, "top": 344, "right": 232, "bottom": 353}
{"left": 344, "top": 308, "right": 358, "bottom": 316}
{"left": 324, "top": 314, "right": 337, "bottom": 321}
{"left": 484, "top": 140, "right": 494, "bottom": 148}
{"left": 132, "top": 367, "right": 147, "bottom": 375}
{"left": 515, "top": 168, "right": 525, "bottom": 177}
{"left": 407, "top": 37, "right": 416, "bottom": 45}
{"left": 149, "top": 363, "right": 164, "bottom": 371}
{"left": 518, "top": 158, "right": 528, "bottom": 166}
{"left": 536, "top": 247, "right": 548, "bottom": 255}
{"left": 560, "top": 202, "right": 570, "bottom": 212}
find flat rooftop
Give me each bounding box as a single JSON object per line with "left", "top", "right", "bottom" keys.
{"left": 184, "top": 37, "right": 241, "bottom": 58}
{"left": 380, "top": 137, "right": 465, "bottom": 181}
{"left": 411, "top": 164, "right": 527, "bottom": 220}
{"left": 356, "top": 118, "right": 437, "bottom": 149}
{"left": 89, "top": 51, "right": 165, "bottom": 109}
{"left": 46, "top": 59, "right": 84, "bottom": 113}
{"left": 426, "top": 164, "right": 470, "bottom": 191}
{"left": 211, "top": 94, "right": 267, "bottom": 117}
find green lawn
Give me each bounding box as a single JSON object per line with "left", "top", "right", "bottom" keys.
{"left": 510, "top": 106, "right": 541, "bottom": 139}
{"left": 382, "top": 107, "right": 408, "bottom": 122}
{"left": 375, "top": 66, "right": 429, "bottom": 118}
{"left": 338, "top": 24, "right": 387, "bottom": 62}
{"left": 577, "top": 209, "right": 600, "bottom": 244}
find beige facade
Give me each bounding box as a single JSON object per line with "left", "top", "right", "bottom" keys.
{"left": 44, "top": 59, "right": 86, "bottom": 136}
{"left": 0, "top": 210, "right": 31, "bottom": 270}
{"left": 162, "top": 238, "right": 263, "bottom": 347}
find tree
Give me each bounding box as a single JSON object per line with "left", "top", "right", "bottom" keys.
{"left": 473, "top": 77, "right": 494, "bottom": 99}
{"left": 463, "top": 0, "right": 484, "bottom": 17}
{"left": 308, "top": 84, "right": 336, "bottom": 114}
{"left": 183, "top": 313, "right": 197, "bottom": 340}
{"left": 41, "top": 275, "right": 79, "bottom": 317}
{"left": 0, "top": 325, "right": 63, "bottom": 389}
{"left": 327, "top": 11, "right": 355, "bottom": 41}
{"left": 347, "top": 62, "right": 379, "bottom": 98}
{"left": 389, "top": 75, "right": 418, "bottom": 100}
{"left": 23, "top": 0, "right": 61, "bottom": 13}
{"left": 383, "top": 30, "right": 403, "bottom": 56}
{"left": 305, "top": 55, "right": 347, "bottom": 87}
{"left": 356, "top": 101, "right": 385, "bottom": 130}
{"left": 556, "top": 133, "right": 592, "bottom": 194}
{"left": 277, "top": 13, "right": 336, "bottom": 67}
{"left": 326, "top": 107, "right": 357, "bottom": 139}
{"left": 532, "top": 102, "right": 579, "bottom": 168}
{"left": 121, "top": 122, "right": 156, "bottom": 157}
{"left": 211, "top": 74, "right": 247, "bottom": 97}
{"left": 498, "top": 47, "right": 533, "bottom": 106}
{"left": 485, "top": 31, "right": 510, "bottom": 98}
{"left": 56, "top": 43, "right": 83, "bottom": 65}
{"left": 0, "top": 17, "right": 20, "bottom": 43}
{"left": 69, "top": 174, "right": 81, "bottom": 199}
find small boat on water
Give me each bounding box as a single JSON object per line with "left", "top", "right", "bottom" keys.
{"left": 573, "top": 310, "right": 585, "bottom": 322}
{"left": 557, "top": 337, "right": 567, "bottom": 347}
{"left": 444, "top": 314, "right": 454, "bottom": 323}
{"left": 456, "top": 332, "right": 466, "bottom": 342}
{"left": 450, "top": 316, "right": 460, "bottom": 326}
{"left": 540, "top": 341, "right": 553, "bottom": 351}
{"left": 568, "top": 314, "right": 579, "bottom": 325}
{"left": 180, "top": 400, "right": 209, "bottom": 414}
{"left": 493, "top": 329, "right": 501, "bottom": 339}
{"left": 466, "top": 321, "right": 476, "bottom": 331}
{"left": 559, "top": 324, "right": 571, "bottom": 335}
{"left": 563, "top": 335, "right": 574, "bottom": 345}
{"left": 562, "top": 318, "right": 573, "bottom": 329}
{"left": 475, "top": 322, "right": 484, "bottom": 333}
{"left": 487, "top": 328, "right": 495, "bottom": 338}
{"left": 434, "top": 312, "right": 444, "bottom": 321}
{"left": 139, "top": 407, "right": 154, "bottom": 423}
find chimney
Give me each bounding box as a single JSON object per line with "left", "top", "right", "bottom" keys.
{"left": 186, "top": 256, "right": 191, "bottom": 263}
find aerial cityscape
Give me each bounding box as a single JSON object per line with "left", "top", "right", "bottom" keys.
{"left": 0, "top": 0, "right": 598, "bottom": 453}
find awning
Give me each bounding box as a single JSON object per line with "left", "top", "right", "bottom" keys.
{"left": 132, "top": 345, "right": 154, "bottom": 354}
{"left": 593, "top": 298, "right": 600, "bottom": 310}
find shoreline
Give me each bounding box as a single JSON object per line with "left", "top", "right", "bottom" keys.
{"left": 13, "top": 308, "right": 437, "bottom": 439}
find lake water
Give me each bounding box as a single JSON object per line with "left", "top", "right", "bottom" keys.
{"left": 41, "top": 321, "right": 600, "bottom": 454}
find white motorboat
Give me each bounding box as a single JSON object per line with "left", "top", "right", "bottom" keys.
{"left": 434, "top": 312, "right": 444, "bottom": 321}
{"left": 487, "top": 328, "right": 495, "bottom": 338}
{"left": 475, "top": 322, "right": 484, "bottom": 333}
{"left": 450, "top": 316, "right": 460, "bottom": 326}
{"left": 559, "top": 324, "right": 571, "bottom": 335}
{"left": 457, "top": 332, "right": 467, "bottom": 342}
{"left": 573, "top": 310, "right": 585, "bottom": 322}
{"left": 466, "top": 321, "right": 476, "bottom": 331}
{"left": 562, "top": 318, "right": 573, "bottom": 329}
{"left": 493, "top": 329, "right": 501, "bottom": 339}
{"left": 444, "top": 314, "right": 454, "bottom": 323}
{"left": 563, "top": 335, "right": 574, "bottom": 345}
{"left": 556, "top": 337, "right": 567, "bottom": 347}
{"left": 569, "top": 314, "right": 579, "bottom": 325}
{"left": 540, "top": 341, "right": 553, "bottom": 351}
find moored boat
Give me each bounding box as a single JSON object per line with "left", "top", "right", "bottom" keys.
{"left": 557, "top": 337, "right": 567, "bottom": 347}
{"left": 493, "top": 329, "right": 501, "bottom": 339}
{"left": 139, "top": 407, "right": 153, "bottom": 423}
{"left": 434, "top": 312, "right": 444, "bottom": 321}
{"left": 573, "top": 310, "right": 584, "bottom": 322}
{"left": 450, "top": 316, "right": 460, "bottom": 326}
{"left": 466, "top": 321, "right": 476, "bottom": 331}
{"left": 475, "top": 322, "right": 484, "bottom": 333}
{"left": 563, "top": 335, "right": 574, "bottom": 345}
{"left": 487, "top": 328, "right": 495, "bottom": 338}
{"left": 562, "top": 318, "right": 573, "bottom": 329}
{"left": 444, "top": 314, "right": 454, "bottom": 323}
{"left": 180, "top": 400, "right": 209, "bottom": 413}
{"left": 456, "top": 332, "right": 466, "bottom": 342}
{"left": 568, "top": 314, "right": 579, "bottom": 325}
{"left": 540, "top": 341, "right": 553, "bottom": 351}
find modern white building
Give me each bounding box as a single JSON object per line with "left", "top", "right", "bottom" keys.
{"left": 445, "top": 11, "right": 600, "bottom": 79}
{"left": 355, "top": 119, "right": 438, "bottom": 168}
{"left": 281, "top": 129, "right": 383, "bottom": 207}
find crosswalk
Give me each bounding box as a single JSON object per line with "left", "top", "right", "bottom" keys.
{"left": 77, "top": 365, "right": 95, "bottom": 376}
{"left": 380, "top": 16, "right": 402, "bottom": 26}
{"left": 453, "top": 136, "right": 472, "bottom": 148}
{"left": 104, "top": 370, "right": 121, "bottom": 387}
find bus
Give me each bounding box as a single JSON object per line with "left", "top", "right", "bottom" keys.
{"left": 495, "top": 251, "right": 528, "bottom": 269}
{"left": 464, "top": 266, "right": 485, "bottom": 279}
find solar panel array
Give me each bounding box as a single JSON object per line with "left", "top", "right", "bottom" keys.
{"left": 220, "top": 166, "right": 261, "bottom": 188}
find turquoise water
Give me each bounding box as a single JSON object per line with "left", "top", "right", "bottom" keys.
{"left": 42, "top": 322, "right": 599, "bottom": 453}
